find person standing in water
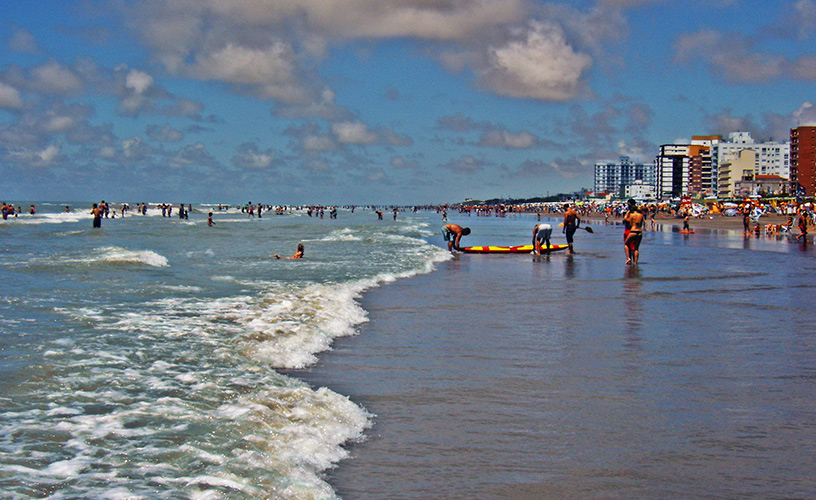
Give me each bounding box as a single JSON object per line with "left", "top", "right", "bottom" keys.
{"left": 91, "top": 203, "right": 103, "bottom": 228}
{"left": 623, "top": 200, "right": 645, "bottom": 265}
{"left": 562, "top": 204, "right": 580, "bottom": 254}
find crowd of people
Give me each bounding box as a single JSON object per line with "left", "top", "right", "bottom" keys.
{"left": 440, "top": 198, "right": 814, "bottom": 265}
{"left": 4, "top": 198, "right": 813, "bottom": 266}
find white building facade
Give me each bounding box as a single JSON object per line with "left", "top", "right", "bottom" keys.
{"left": 624, "top": 180, "right": 657, "bottom": 201}
{"left": 712, "top": 132, "right": 790, "bottom": 188}
{"left": 655, "top": 144, "right": 691, "bottom": 199}
{"left": 594, "top": 156, "right": 656, "bottom": 197}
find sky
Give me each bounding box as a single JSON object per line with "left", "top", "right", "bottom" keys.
{"left": 2, "top": 0, "right": 816, "bottom": 205}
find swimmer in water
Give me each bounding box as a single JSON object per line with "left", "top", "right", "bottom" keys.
{"left": 275, "top": 243, "right": 304, "bottom": 260}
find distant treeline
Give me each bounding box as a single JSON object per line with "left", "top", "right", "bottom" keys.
{"left": 475, "top": 194, "right": 572, "bottom": 205}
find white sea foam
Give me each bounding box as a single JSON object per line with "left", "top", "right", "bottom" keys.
{"left": 321, "top": 227, "right": 362, "bottom": 242}
{"left": 95, "top": 247, "right": 169, "bottom": 267}
{"left": 211, "top": 275, "right": 237, "bottom": 282}
{"left": 0, "top": 211, "right": 86, "bottom": 225}
{"left": 1, "top": 212, "right": 451, "bottom": 500}
{"left": 158, "top": 284, "right": 203, "bottom": 293}
{"left": 32, "top": 246, "right": 169, "bottom": 268}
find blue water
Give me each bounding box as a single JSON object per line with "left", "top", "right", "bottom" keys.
{"left": 3, "top": 205, "right": 816, "bottom": 500}
{"left": 0, "top": 203, "right": 447, "bottom": 499}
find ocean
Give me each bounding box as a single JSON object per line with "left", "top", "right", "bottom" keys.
{"left": 0, "top": 203, "right": 447, "bottom": 499}
{"left": 2, "top": 203, "right": 816, "bottom": 500}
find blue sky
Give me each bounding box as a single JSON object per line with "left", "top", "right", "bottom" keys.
{"left": 2, "top": 0, "right": 816, "bottom": 205}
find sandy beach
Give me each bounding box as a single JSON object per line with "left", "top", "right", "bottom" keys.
{"left": 585, "top": 212, "right": 815, "bottom": 243}
{"left": 299, "top": 212, "right": 816, "bottom": 500}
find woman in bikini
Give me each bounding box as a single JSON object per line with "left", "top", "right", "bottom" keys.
{"left": 623, "top": 200, "right": 644, "bottom": 265}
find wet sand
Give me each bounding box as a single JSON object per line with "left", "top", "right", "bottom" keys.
{"left": 587, "top": 213, "right": 814, "bottom": 242}
{"left": 300, "top": 213, "right": 816, "bottom": 500}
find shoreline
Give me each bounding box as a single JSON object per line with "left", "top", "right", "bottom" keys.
{"left": 301, "top": 211, "right": 816, "bottom": 500}
{"left": 580, "top": 212, "right": 816, "bottom": 243}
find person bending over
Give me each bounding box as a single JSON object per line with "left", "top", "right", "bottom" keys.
{"left": 532, "top": 223, "right": 552, "bottom": 255}
{"left": 442, "top": 223, "right": 470, "bottom": 252}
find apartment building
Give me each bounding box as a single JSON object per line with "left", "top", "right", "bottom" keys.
{"left": 712, "top": 132, "right": 790, "bottom": 187}
{"left": 790, "top": 126, "right": 816, "bottom": 196}
{"left": 655, "top": 144, "right": 690, "bottom": 199}
{"left": 593, "top": 156, "right": 656, "bottom": 197}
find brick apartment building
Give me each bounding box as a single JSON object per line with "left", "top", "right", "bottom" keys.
{"left": 791, "top": 126, "right": 816, "bottom": 196}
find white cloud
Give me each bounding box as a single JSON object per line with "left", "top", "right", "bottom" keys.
{"left": 332, "top": 121, "right": 378, "bottom": 145}
{"left": 198, "top": 0, "right": 527, "bottom": 40}
{"left": 308, "top": 0, "right": 526, "bottom": 40}
{"left": 121, "top": 136, "right": 151, "bottom": 160}
{"left": 0, "top": 82, "right": 24, "bottom": 109}
{"left": 146, "top": 124, "right": 184, "bottom": 142}
{"left": 482, "top": 21, "right": 592, "bottom": 100}
{"left": 120, "top": 0, "right": 645, "bottom": 111}
{"left": 675, "top": 29, "right": 816, "bottom": 83}
{"left": 440, "top": 154, "right": 488, "bottom": 174}
{"left": 302, "top": 134, "right": 336, "bottom": 152}
{"left": 43, "top": 115, "right": 75, "bottom": 133}
{"left": 192, "top": 42, "right": 295, "bottom": 85}
{"left": 794, "top": 102, "right": 816, "bottom": 126}
{"left": 479, "top": 129, "right": 537, "bottom": 148}
{"left": 232, "top": 142, "right": 275, "bottom": 169}
{"left": 10, "top": 144, "right": 62, "bottom": 167}
{"left": 98, "top": 146, "right": 117, "bottom": 159}
{"left": 382, "top": 129, "right": 413, "bottom": 147}
{"left": 126, "top": 69, "right": 154, "bottom": 94}
{"left": 121, "top": 0, "right": 539, "bottom": 114}
{"left": 171, "top": 142, "right": 217, "bottom": 167}
{"left": 791, "top": 0, "right": 816, "bottom": 39}
{"left": 31, "top": 61, "right": 83, "bottom": 95}
{"left": 38, "top": 144, "right": 60, "bottom": 164}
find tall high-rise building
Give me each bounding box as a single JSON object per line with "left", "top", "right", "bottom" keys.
{"left": 790, "top": 126, "right": 816, "bottom": 196}
{"left": 655, "top": 144, "right": 690, "bottom": 199}
{"left": 594, "top": 156, "right": 656, "bottom": 197}
{"left": 655, "top": 140, "right": 720, "bottom": 199}
{"left": 691, "top": 136, "right": 721, "bottom": 195}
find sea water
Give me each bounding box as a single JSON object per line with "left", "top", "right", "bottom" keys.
{"left": 4, "top": 206, "right": 816, "bottom": 500}
{"left": 0, "top": 203, "right": 448, "bottom": 499}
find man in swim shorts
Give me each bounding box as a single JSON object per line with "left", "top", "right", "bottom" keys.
{"left": 442, "top": 223, "right": 470, "bottom": 252}
{"left": 532, "top": 222, "right": 553, "bottom": 254}
{"left": 562, "top": 204, "right": 580, "bottom": 254}
{"left": 91, "top": 203, "right": 103, "bottom": 228}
